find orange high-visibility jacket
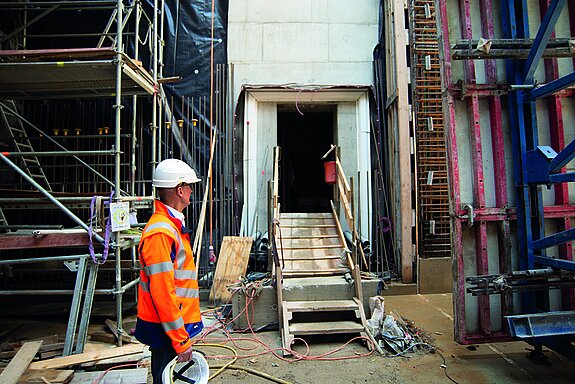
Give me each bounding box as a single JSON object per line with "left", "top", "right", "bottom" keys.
{"left": 134, "top": 200, "right": 202, "bottom": 354}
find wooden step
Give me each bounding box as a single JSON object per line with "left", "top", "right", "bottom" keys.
{"left": 279, "top": 224, "right": 337, "bottom": 229}
{"left": 282, "top": 268, "right": 348, "bottom": 277}
{"left": 280, "top": 234, "right": 340, "bottom": 240}
{"left": 279, "top": 244, "right": 342, "bottom": 250}
{"left": 280, "top": 237, "right": 342, "bottom": 247}
{"left": 281, "top": 254, "right": 341, "bottom": 261}
{"left": 284, "top": 300, "right": 358, "bottom": 312}
{"left": 278, "top": 248, "right": 344, "bottom": 258}
{"left": 280, "top": 213, "right": 332, "bottom": 219}
{"left": 289, "top": 321, "right": 364, "bottom": 335}
{"left": 282, "top": 259, "right": 343, "bottom": 272}
{"left": 278, "top": 226, "right": 338, "bottom": 237}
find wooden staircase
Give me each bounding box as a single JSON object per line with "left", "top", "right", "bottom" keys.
{"left": 275, "top": 212, "right": 380, "bottom": 355}
{"left": 276, "top": 212, "right": 348, "bottom": 277}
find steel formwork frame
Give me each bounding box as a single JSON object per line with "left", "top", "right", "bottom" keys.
{"left": 437, "top": 0, "right": 575, "bottom": 357}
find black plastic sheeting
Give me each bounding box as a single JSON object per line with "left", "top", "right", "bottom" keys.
{"left": 372, "top": 0, "right": 396, "bottom": 277}
{"left": 147, "top": 0, "right": 228, "bottom": 98}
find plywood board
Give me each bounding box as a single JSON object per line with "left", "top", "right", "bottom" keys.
{"left": 209, "top": 236, "right": 253, "bottom": 304}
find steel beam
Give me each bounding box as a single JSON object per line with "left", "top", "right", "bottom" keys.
{"left": 532, "top": 228, "right": 575, "bottom": 251}
{"left": 522, "top": 0, "right": 567, "bottom": 84}
{"left": 534, "top": 255, "right": 575, "bottom": 271}
{"left": 506, "top": 310, "right": 575, "bottom": 337}
{"left": 526, "top": 71, "right": 575, "bottom": 101}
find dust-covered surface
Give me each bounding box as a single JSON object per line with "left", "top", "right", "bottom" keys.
{"left": 1, "top": 294, "right": 575, "bottom": 384}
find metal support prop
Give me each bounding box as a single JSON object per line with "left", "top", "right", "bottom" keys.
{"left": 114, "top": 0, "right": 125, "bottom": 347}
{"left": 75, "top": 261, "right": 100, "bottom": 353}
{"left": 63, "top": 256, "right": 88, "bottom": 356}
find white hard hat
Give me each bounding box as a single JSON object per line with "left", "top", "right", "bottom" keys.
{"left": 153, "top": 159, "right": 201, "bottom": 188}
{"left": 161, "top": 352, "right": 209, "bottom": 384}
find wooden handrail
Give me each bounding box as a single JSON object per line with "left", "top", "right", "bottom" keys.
{"left": 330, "top": 200, "right": 355, "bottom": 271}
{"left": 272, "top": 146, "right": 281, "bottom": 225}
{"left": 333, "top": 150, "right": 369, "bottom": 270}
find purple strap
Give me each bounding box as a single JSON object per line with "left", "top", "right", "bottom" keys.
{"left": 379, "top": 216, "right": 391, "bottom": 233}
{"left": 88, "top": 190, "right": 115, "bottom": 264}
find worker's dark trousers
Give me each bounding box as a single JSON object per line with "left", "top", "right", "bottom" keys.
{"left": 150, "top": 346, "right": 177, "bottom": 384}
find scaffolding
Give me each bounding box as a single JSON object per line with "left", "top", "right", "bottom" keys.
{"left": 0, "top": 0, "right": 160, "bottom": 355}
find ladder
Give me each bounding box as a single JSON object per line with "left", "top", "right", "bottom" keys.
{"left": 0, "top": 100, "right": 52, "bottom": 191}
{"left": 274, "top": 212, "right": 381, "bottom": 355}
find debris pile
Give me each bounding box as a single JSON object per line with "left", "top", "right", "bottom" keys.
{"left": 366, "top": 296, "right": 435, "bottom": 356}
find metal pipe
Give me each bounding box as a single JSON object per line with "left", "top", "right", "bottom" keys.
{"left": 0, "top": 196, "right": 153, "bottom": 203}
{"left": 151, "top": 0, "right": 158, "bottom": 195}
{"left": 0, "top": 101, "right": 121, "bottom": 193}
{"left": 0, "top": 286, "right": 140, "bottom": 296}
{"left": 131, "top": 0, "right": 140, "bottom": 196}
{"left": 114, "top": 0, "right": 124, "bottom": 348}
{"left": 0, "top": 152, "right": 106, "bottom": 244}
{"left": 0, "top": 254, "right": 94, "bottom": 266}
{"left": 1, "top": 150, "right": 117, "bottom": 157}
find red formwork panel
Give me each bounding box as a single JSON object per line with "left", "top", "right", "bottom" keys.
{"left": 435, "top": 0, "right": 575, "bottom": 344}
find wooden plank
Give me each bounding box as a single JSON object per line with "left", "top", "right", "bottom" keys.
{"left": 279, "top": 218, "right": 335, "bottom": 226}
{"left": 0, "top": 233, "right": 93, "bottom": 250}
{"left": 284, "top": 300, "right": 358, "bottom": 312}
{"left": 209, "top": 236, "right": 253, "bottom": 304}
{"left": 283, "top": 259, "right": 341, "bottom": 271}
{"left": 279, "top": 244, "right": 342, "bottom": 250}
{"left": 282, "top": 255, "right": 340, "bottom": 261}
{"left": 277, "top": 226, "right": 338, "bottom": 236}
{"left": 280, "top": 213, "right": 332, "bottom": 219}
{"left": 28, "top": 344, "right": 145, "bottom": 370}
{"left": 17, "top": 369, "right": 74, "bottom": 384}
{"left": 282, "top": 237, "right": 341, "bottom": 247}
{"left": 280, "top": 234, "right": 340, "bottom": 240}
{"left": 69, "top": 368, "right": 147, "bottom": 384}
{"left": 0, "top": 340, "right": 43, "bottom": 384}
{"left": 289, "top": 321, "right": 364, "bottom": 335}
{"left": 282, "top": 269, "right": 347, "bottom": 277}
{"left": 279, "top": 248, "right": 342, "bottom": 258}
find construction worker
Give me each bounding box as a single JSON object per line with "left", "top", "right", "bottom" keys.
{"left": 134, "top": 158, "right": 203, "bottom": 384}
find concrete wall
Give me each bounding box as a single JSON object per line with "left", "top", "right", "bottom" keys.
{"left": 241, "top": 90, "right": 372, "bottom": 238}
{"left": 229, "top": 0, "right": 379, "bottom": 245}
{"left": 228, "top": 0, "right": 379, "bottom": 103}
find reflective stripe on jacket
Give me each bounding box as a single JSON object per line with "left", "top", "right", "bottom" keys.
{"left": 134, "top": 200, "right": 202, "bottom": 353}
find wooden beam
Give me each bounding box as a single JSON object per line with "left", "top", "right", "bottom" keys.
{"left": 0, "top": 233, "right": 93, "bottom": 250}
{"left": 389, "top": 0, "right": 413, "bottom": 283}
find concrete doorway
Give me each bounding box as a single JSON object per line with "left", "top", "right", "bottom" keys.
{"left": 277, "top": 107, "right": 334, "bottom": 213}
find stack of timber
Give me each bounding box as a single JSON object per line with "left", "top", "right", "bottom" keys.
{"left": 275, "top": 212, "right": 380, "bottom": 355}
{"left": 0, "top": 338, "right": 147, "bottom": 384}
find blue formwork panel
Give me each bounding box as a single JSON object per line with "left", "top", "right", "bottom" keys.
{"left": 506, "top": 311, "right": 575, "bottom": 338}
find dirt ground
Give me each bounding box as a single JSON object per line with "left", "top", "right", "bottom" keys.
{"left": 2, "top": 293, "right": 575, "bottom": 384}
